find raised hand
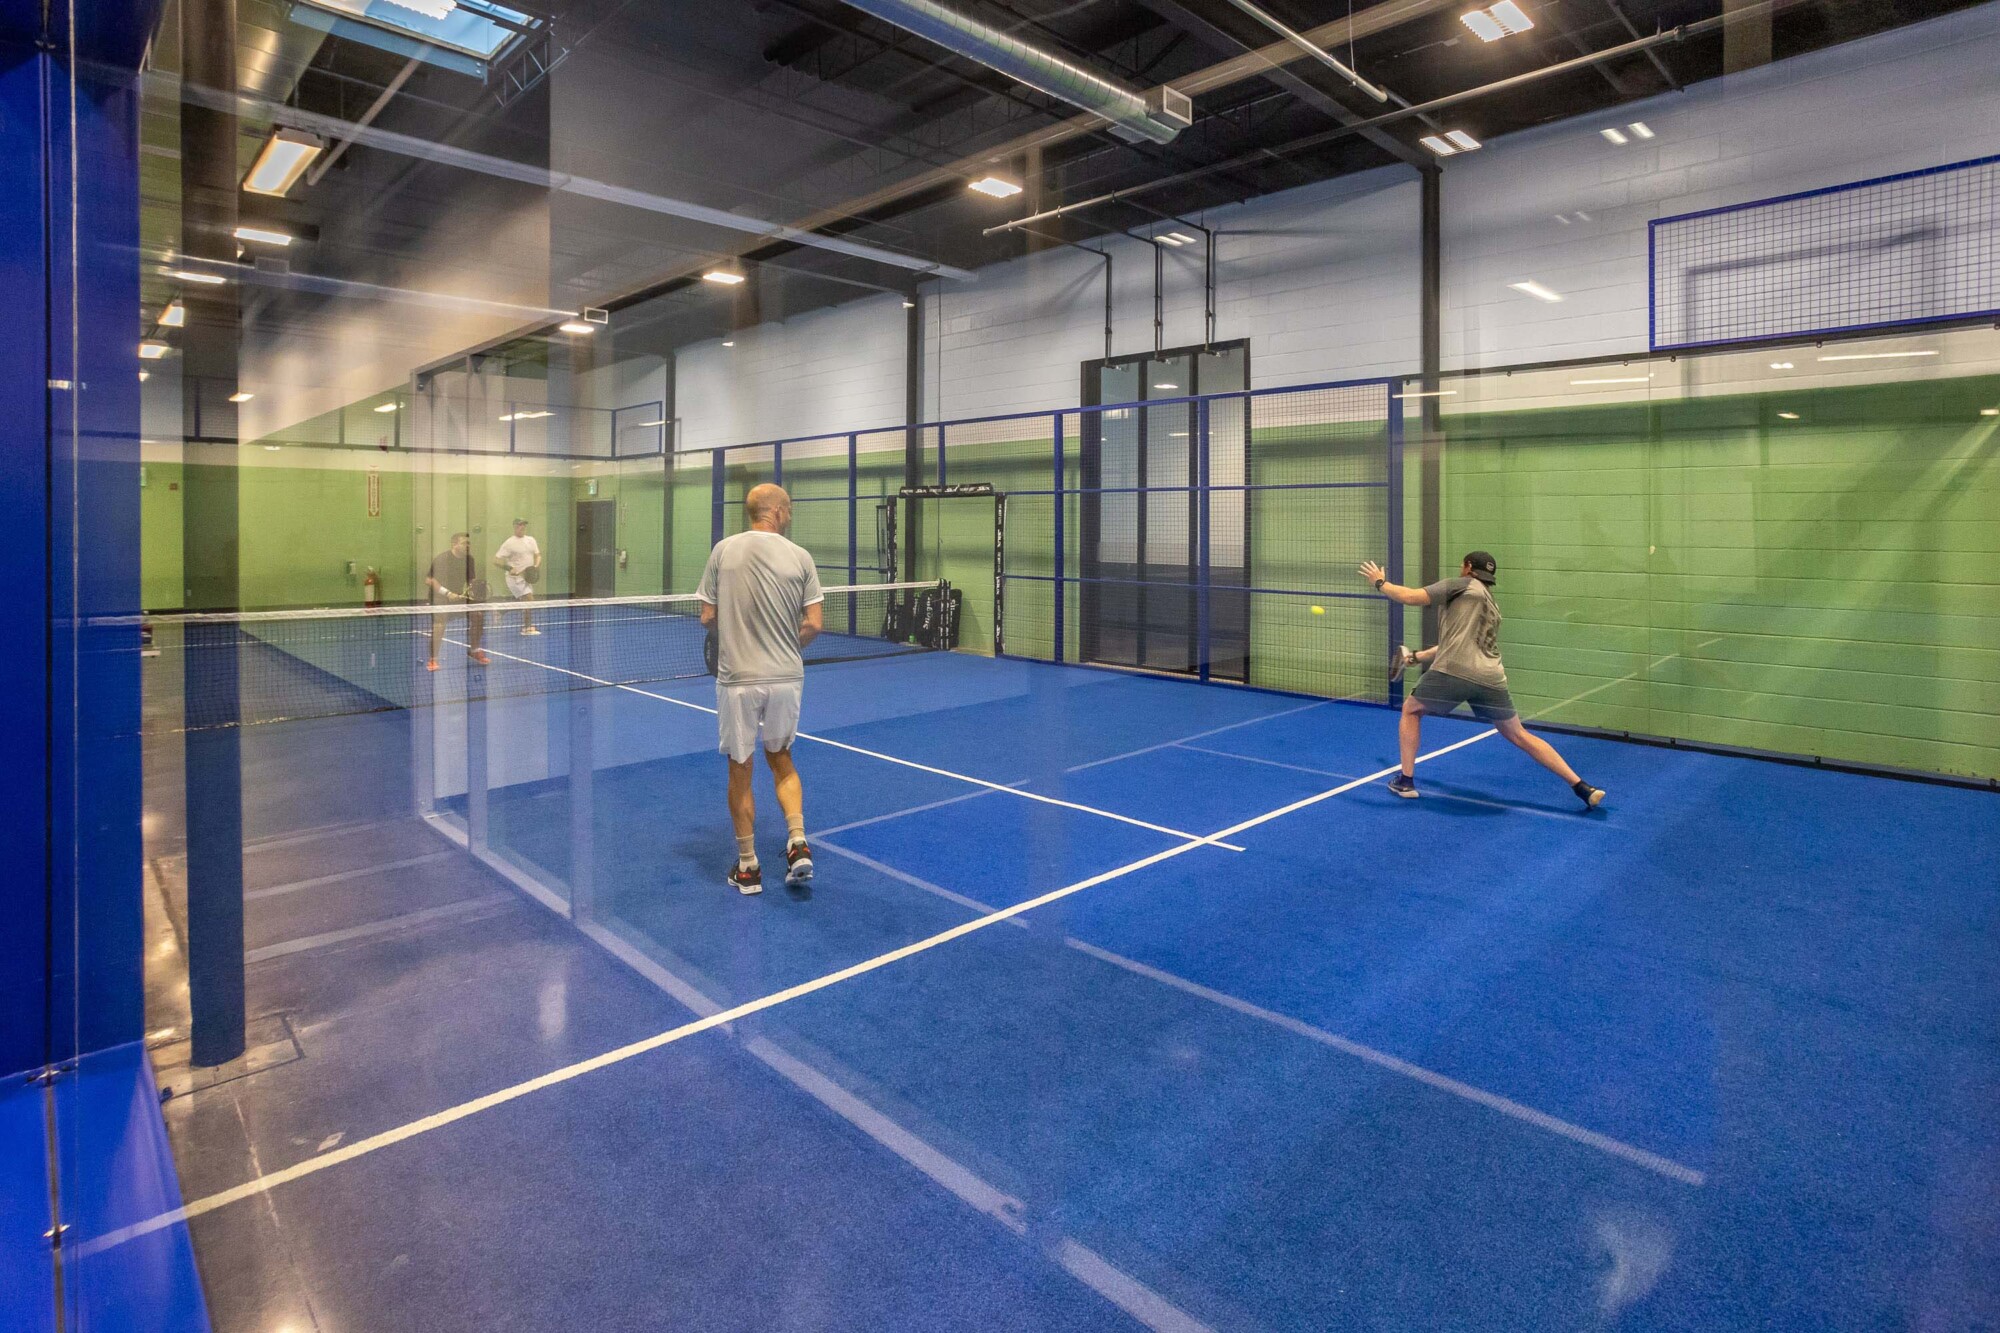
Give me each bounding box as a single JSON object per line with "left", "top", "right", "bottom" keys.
{"left": 1359, "top": 560, "right": 1387, "bottom": 586}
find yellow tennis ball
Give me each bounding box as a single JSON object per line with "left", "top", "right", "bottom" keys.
{"left": 1310, "top": 605, "right": 1325, "bottom": 615}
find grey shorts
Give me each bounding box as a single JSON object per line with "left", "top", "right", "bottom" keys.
{"left": 1410, "top": 668, "right": 1517, "bottom": 722}
{"left": 716, "top": 680, "right": 804, "bottom": 763}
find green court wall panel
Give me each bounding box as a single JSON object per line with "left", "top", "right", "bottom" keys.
{"left": 140, "top": 461, "right": 184, "bottom": 610}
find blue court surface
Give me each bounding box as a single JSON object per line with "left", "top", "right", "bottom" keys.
{"left": 74, "top": 647, "right": 2000, "bottom": 1332}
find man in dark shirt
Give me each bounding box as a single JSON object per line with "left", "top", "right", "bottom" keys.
{"left": 1361, "top": 551, "right": 1604, "bottom": 808}
{"left": 425, "top": 531, "right": 491, "bottom": 671}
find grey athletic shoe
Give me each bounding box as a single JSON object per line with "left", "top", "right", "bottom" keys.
{"left": 1389, "top": 645, "right": 1415, "bottom": 683}
{"left": 1388, "top": 773, "right": 1419, "bottom": 799}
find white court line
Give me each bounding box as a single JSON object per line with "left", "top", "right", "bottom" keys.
{"left": 245, "top": 851, "right": 456, "bottom": 902}
{"left": 810, "top": 786, "right": 1006, "bottom": 840}
{"left": 819, "top": 827, "right": 1699, "bottom": 1185}
{"left": 1064, "top": 698, "right": 1332, "bottom": 774}
{"left": 1172, "top": 743, "right": 1590, "bottom": 823}
{"left": 80, "top": 732, "right": 1490, "bottom": 1257}
{"left": 452, "top": 637, "right": 1244, "bottom": 852}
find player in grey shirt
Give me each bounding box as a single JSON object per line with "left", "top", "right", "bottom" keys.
{"left": 698, "top": 484, "right": 825, "bottom": 893}
{"left": 1361, "top": 551, "right": 1604, "bottom": 808}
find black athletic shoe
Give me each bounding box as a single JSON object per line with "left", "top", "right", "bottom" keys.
{"left": 1574, "top": 781, "right": 1606, "bottom": 809}
{"left": 1388, "top": 773, "right": 1419, "bottom": 799}
{"left": 1389, "top": 645, "right": 1415, "bottom": 683}
{"left": 727, "top": 862, "right": 763, "bottom": 895}
{"left": 785, "top": 841, "right": 814, "bottom": 886}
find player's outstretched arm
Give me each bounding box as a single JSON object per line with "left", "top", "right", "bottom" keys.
{"left": 1359, "top": 560, "right": 1431, "bottom": 607}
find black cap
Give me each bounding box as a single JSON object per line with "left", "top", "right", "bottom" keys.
{"left": 1463, "top": 551, "right": 1498, "bottom": 584}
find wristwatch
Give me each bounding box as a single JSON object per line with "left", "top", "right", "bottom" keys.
{"left": 1373, "top": 578, "right": 1387, "bottom": 591}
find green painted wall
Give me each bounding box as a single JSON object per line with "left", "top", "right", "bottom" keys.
{"left": 1438, "top": 374, "right": 2000, "bottom": 780}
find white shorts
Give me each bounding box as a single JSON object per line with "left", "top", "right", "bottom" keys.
{"left": 716, "top": 681, "right": 803, "bottom": 763}
{"left": 505, "top": 572, "right": 533, "bottom": 599}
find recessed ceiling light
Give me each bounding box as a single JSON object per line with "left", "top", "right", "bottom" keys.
{"left": 1600, "top": 127, "right": 1629, "bottom": 145}
{"left": 1571, "top": 375, "right": 1652, "bottom": 385}
{"left": 1444, "top": 130, "right": 1481, "bottom": 151}
{"left": 1818, "top": 350, "right": 1937, "bottom": 361}
{"left": 170, "top": 269, "right": 226, "bottom": 285}
{"left": 138, "top": 370, "right": 149, "bottom": 381}
{"left": 968, "top": 175, "right": 1023, "bottom": 198}
{"left": 1509, "top": 280, "right": 1563, "bottom": 302}
{"left": 1419, "top": 135, "right": 1459, "bottom": 157}
{"left": 558, "top": 320, "right": 596, "bottom": 334}
{"left": 138, "top": 341, "right": 169, "bottom": 359}
{"left": 1777, "top": 412, "right": 1800, "bottom": 420}
{"left": 158, "top": 301, "right": 185, "bottom": 327}
{"left": 1489, "top": 1, "right": 1533, "bottom": 32}
{"left": 1460, "top": 9, "right": 1504, "bottom": 40}
{"left": 1770, "top": 361, "right": 1794, "bottom": 370}
{"left": 374, "top": 403, "right": 398, "bottom": 413}
{"left": 233, "top": 225, "right": 292, "bottom": 246}
{"left": 243, "top": 127, "right": 324, "bottom": 197}
{"left": 702, "top": 270, "right": 746, "bottom": 286}
{"left": 1628, "top": 122, "right": 1655, "bottom": 139}
{"left": 229, "top": 391, "right": 253, "bottom": 403}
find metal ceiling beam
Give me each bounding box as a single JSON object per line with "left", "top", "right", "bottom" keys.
{"left": 1131, "top": 0, "right": 1428, "bottom": 170}
{"left": 167, "top": 78, "right": 977, "bottom": 280}
{"left": 985, "top": 2, "right": 1790, "bottom": 235}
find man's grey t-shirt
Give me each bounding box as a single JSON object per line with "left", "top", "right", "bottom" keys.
{"left": 1424, "top": 575, "right": 1506, "bottom": 688}
{"left": 696, "top": 531, "right": 824, "bottom": 686}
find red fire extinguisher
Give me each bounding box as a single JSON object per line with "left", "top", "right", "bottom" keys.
{"left": 363, "top": 567, "right": 380, "bottom": 608}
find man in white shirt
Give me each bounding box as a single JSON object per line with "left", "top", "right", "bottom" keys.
{"left": 697, "top": 484, "right": 824, "bottom": 895}
{"left": 493, "top": 518, "right": 542, "bottom": 636}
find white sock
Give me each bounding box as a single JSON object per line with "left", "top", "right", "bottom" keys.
{"left": 736, "top": 833, "right": 756, "bottom": 869}
{"left": 786, "top": 818, "right": 806, "bottom": 849}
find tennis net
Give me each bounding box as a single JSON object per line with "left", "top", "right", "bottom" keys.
{"left": 118, "top": 581, "right": 946, "bottom": 732}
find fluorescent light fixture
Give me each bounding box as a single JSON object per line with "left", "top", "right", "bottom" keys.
{"left": 170, "top": 269, "right": 226, "bottom": 285}
{"left": 1461, "top": 1, "right": 1531, "bottom": 40}
{"left": 1600, "top": 127, "right": 1629, "bottom": 145}
{"left": 1571, "top": 376, "right": 1652, "bottom": 385}
{"left": 158, "top": 301, "right": 185, "bottom": 328}
{"left": 1395, "top": 389, "right": 1458, "bottom": 399}
{"left": 1164, "top": 231, "right": 1197, "bottom": 245}
{"left": 243, "top": 127, "right": 324, "bottom": 197}
{"left": 1817, "top": 350, "right": 1937, "bottom": 361}
{"left": 968, "top": 175, "right": 1023, "bottom": 198}
{"left": 702, "top": 270, "right": 746, "bottom": 286}
{"left": 1981, "top": 408, "right": 1998, "bottom": 417}
{"left": 902, "top": 300, "right": 916, "bottom": 308}
{"left": 263, "top": 444, "right": 282, "bottom": 451}
{"left": 1444, "top": 130, "right": 1481, "bottom": 151}
{"left": 498, "top": 410, "right": 553, "bottom": 422}
{"left": 1419, "top": 135, "right": 1459, "bottom": 157}
{"left": 374, "top": 403, "right": 398, "bottom": 413}
{"left": 1628, "top": 122, "right": 1655, "bottom": 139}
{"left": 138, "top": 370, "right": 149, "bottom": 381}
{"left": 558, "top": 321, "right": 596, "bottom": 334}
{"left": 233, "top": 224, "right": 292, "bottom": 246}
{"left": 633, "top": 419, "right": 667, "bottom": 428}
{"left": 138, "top": 341, "right": 169, "bottom": 359}
{"left": 721, "top": 339, "right": 735, "bottom": 347}
{"left": 1770, "top": 361, "right": 1794, "bottom": 370}
{"left": 229, "top": 391, "right": 254, "bottom": 403}
{"left": 1154, "top": 382, "right": 1179, "bottom": 390}
{"left": 1460, "top": 10, "right": 1504, "bottom": 41}
{"left": 1509, "top": 280, "right": 1563, "bottom": 302}
{"left": 1776, "top": 411, "right": 1800, "bottom": 420}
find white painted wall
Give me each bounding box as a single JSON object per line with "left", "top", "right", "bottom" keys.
{"left": 669, "top": 3, "right": 2000, "bottom": 446}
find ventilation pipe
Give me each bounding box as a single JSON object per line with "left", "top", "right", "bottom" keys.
{"left": 837, "top": 0, "right": 1192, "bottom": 144}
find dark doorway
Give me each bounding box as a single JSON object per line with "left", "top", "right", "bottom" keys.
{"left": 1077, "top": 341, "right": 1250, "bottom": 680}
{"left": 574, "top": 500, "right": 617, "bottom": 598}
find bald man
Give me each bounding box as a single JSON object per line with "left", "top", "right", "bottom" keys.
{"left": 697, "top": 483, "right": 824, "bottom": 894}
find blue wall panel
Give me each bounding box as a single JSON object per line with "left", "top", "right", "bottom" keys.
{"left": 0, "top": 43, "right": 50, "bottom": 1079}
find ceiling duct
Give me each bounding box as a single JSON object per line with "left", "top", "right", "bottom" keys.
{"left": 835, "top": 0, "right": 1191, "bottom": 144}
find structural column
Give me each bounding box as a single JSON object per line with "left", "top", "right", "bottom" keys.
{"left": 1418, "top": 166, "right": 1443, "bottom": 647}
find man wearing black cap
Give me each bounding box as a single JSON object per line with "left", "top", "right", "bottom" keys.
{"left": 1360, "top": 552, "right": 1605, "bottom": 808}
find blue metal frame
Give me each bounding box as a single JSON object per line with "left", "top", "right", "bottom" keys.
{"left": 1648, "top": 152, "right": 2000, "bottom": 352}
